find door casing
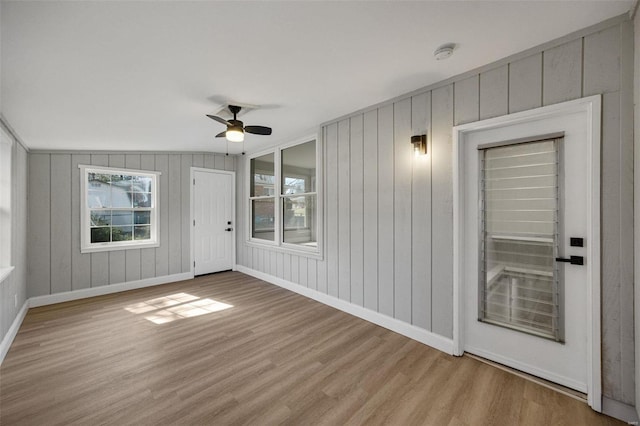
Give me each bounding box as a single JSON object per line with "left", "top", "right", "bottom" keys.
{"left": 190, "top": 167, "right": 236, "bottom": 275}
{"left": 452, "top": 96, "right": 602, "bottom": 411}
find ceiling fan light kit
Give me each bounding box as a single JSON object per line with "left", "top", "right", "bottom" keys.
{"left": 226, "top": 126, "right": 244, "bottom": 142}
{"left": 207, "top": 104, "right": 272, "bottom": 143}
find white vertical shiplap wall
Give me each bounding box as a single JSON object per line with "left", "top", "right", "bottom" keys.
{"left": 235, "top": 18, "right": 635, "bottom": 405}
{"left": 27, "top": 152, "right": 235, "bottom": 297}
{"left": 0, "top": 123, "right": 28, "bottom": 349}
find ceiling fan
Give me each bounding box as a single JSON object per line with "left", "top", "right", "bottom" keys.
{"left": 206, "top": 105, "right": 272, "bottom": 143}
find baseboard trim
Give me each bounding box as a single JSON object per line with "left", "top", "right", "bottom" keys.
{"left": 235, "top": 265, "right": 454, "bottom": 355}
{"left": 602, "top": 396, "right": 639, "bottom": 424}
{"left": 29, "top": 272, "right": 195, "bottom": 308}
{"left": 0, "top": 300, "right": 29, "bottom": 365}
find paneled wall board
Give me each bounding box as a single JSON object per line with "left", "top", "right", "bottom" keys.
{"left": 411, "top": 92, "right": 432, "bottom": 330}
{"left": 325, "top": 123, "right": 339, "bottom": 297}
{"left": 181, "top": 154, "right": 192, "bottom": 273}
{"left": 338, "top": 119, "right": 351, "bottom": 301}
{"left": 393, "top": 98, "right": 412, "bottom": 323}
{"left": 601, "top": 92, "right": 623, "bottom": 400}
{"left": 155, "top": 155, "right": 170, "bottom": 277}
{"left": 377, "top": 104, "right": 395, "bottom": 318}
{"left": 430, "top": 84, "right": 454, "bottom": 338}
{"left": 543, "top": 38, "right": 583, "bottom": 105}
{"left": 618, "top": 19, "right": 635, "bottom": 404}
{"left": 298, "top": 256, "right": 308, "bottom": 287}
{"left": 362, "top": 109, "right": 379, "bottom": 312}
{"left": 583, "top": 25, "right": 620, "bottom": 96}
{"left": 168, "top": 155, "right": 182, "bottom": 275}
{"left": 349, "top": 114, "right": 364, "bottom": 307}
{"left": 479, "top": 65, "right": 509, "bottom": 120}
{"left": 454, "top": 76, "right": 479, "bottom": 125}
{"left": 27, "top": 154, "right": 51, "bottom": 297}
{"left": 50, "top": 154, "right": 72, "bottom": 295}
{"left": 508, "top": 53, "right": 542, "bottom": 113}
{"left": 27, "top": 152, "right": 233, "bottom": 296}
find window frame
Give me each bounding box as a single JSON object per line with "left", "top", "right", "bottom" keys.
{"left": 79, "top": 165, "right": 161, "bottom": 253}
{"left": 246, "top": 134, "right": 323, "bottom": 258}
{"left": 248, "top": 152, "right": 277, "bottom": 246}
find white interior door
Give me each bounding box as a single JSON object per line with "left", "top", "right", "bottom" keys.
{"left": 454, "top": 97, "right": 601, "bottom": 407}
{"left": 193, "top": 169, "right": 234, "bottom": 275}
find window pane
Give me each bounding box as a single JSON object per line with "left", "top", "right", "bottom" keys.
{"left": 282, "top": 140, "right": 315, "bottom": 194}
{"left": 252, "top": 198, "right": 275, "bottom": 241}
{"left": 112, "top": 211, "right": 133, "bottom": 226}
{"left": 134, "top": 225, "right": 151, "bottom": 240}
{"left": 250, "top": 153, "right": 275, "bottom": 197}
{"left": 111, "top": 183, "right": 133, "bottom": 208}
{"left": 91, "top": 211, "right": 111, "bottom": 226}
{"left": 283, "top": 195, "right": 316, "bottom": 246}
{"left": 133, "top": 192, "right": 151, "bottom": 208}
{"left": 132, "top": 176, "right": 152, "bottom": 193}
{"left": 112, "top": 226, "right": 133, "bottom": 241}
{"left": 88, "top": 173, "right": 112, "bottom": 208}
{"left": 91, "top": 227, "right": 111, "bottom": 243}
{"left": 134, "top": 211, "right": 151, "bottom": 224}
{"left": 111, "top": 174, "right": 132, "bottom": 191}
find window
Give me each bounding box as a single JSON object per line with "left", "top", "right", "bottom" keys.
{"left": 281, "top": 141, "right": 317, "bottom": 246}
{"left": 248, "top": 138, "right": 319, "bottom": 253}
{"left": 79, "top": 165, "right": 160, "bottom": 253}
{"left": 0, "top": 127, "right": 12, "bottom": 270}
{"left": 249, "top": 153, "right": 276, "bottom": 241}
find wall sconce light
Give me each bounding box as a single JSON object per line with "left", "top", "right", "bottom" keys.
{"left": 411, "top": 134, "right": 427, "bottom": 156}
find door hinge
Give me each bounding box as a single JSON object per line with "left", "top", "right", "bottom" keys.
{"left": 193, "top": 178, "right": 195, "bottom": 185}
{"left": 193, "top": 261, "right": 196, "bottom": 267}
{"left": 193, "top": 219, "right": 195, "bottom": 226}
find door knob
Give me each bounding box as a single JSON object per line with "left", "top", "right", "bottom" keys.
{"left": 225, "top": 227, "right": 233, "bottom": 232}
{"left": 555, "top": 256, "right": 584, "bottom": 265}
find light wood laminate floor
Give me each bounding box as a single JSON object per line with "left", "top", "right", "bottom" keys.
{"left": 0, "top": 272, "right": 622, "bottom": 425}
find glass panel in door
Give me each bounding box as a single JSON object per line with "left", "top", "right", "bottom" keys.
{"left": 479, "top": 139, "right": 562, "bottom": 341}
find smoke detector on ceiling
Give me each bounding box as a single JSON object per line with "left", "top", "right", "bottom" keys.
{"left": 213, "top": 102, "right": 259, "bottom": 120}
{"left": 434, "top": 43, "right": 456, "bottom": 60}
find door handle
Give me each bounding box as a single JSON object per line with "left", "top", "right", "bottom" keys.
{"left": 225, "top": 227, "right": 233, "bottom": 232}
{"left": 555, "top": 256, "right": 584, "bottom": 265}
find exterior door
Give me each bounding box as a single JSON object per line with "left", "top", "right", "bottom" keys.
{"left": 454, "top": 97, "right": 601, "bottom": 404}
{"left": 193, "top": 169, "right": 234, "bottom": 275}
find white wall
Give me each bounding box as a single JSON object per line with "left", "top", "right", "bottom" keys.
{"left": 237, "top": 15, "right": 636, "bottom": 408}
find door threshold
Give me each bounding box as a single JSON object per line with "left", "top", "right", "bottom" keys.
{"left": 464, "top": 353, "right": 587, "bottom": 403}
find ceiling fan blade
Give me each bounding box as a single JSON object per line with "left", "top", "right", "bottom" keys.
{"left": 206, "top": 114, "right": 231, "bottom": 126}
{"left": 244, "top": 125, "right": 272, "bottom": 136}
{"left": 215, "top": 131, "right": 227, "bottom": 138}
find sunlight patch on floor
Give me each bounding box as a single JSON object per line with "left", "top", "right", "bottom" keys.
{"left": 124, "top": 292, "right": 233, "bottom": 324}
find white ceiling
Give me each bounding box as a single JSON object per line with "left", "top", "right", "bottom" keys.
{"left": 1, "top": 1, "right": 634, "bottom": 154}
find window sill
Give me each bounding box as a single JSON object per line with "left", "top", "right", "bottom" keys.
{"left": 0, "top": 266, "right": 15, "bottom": 285}
{"left": 246, "top": 240, "right": 323, "bottom": 260}
{"left": 81, "top": 241, "right": 160, "bottom": 254}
